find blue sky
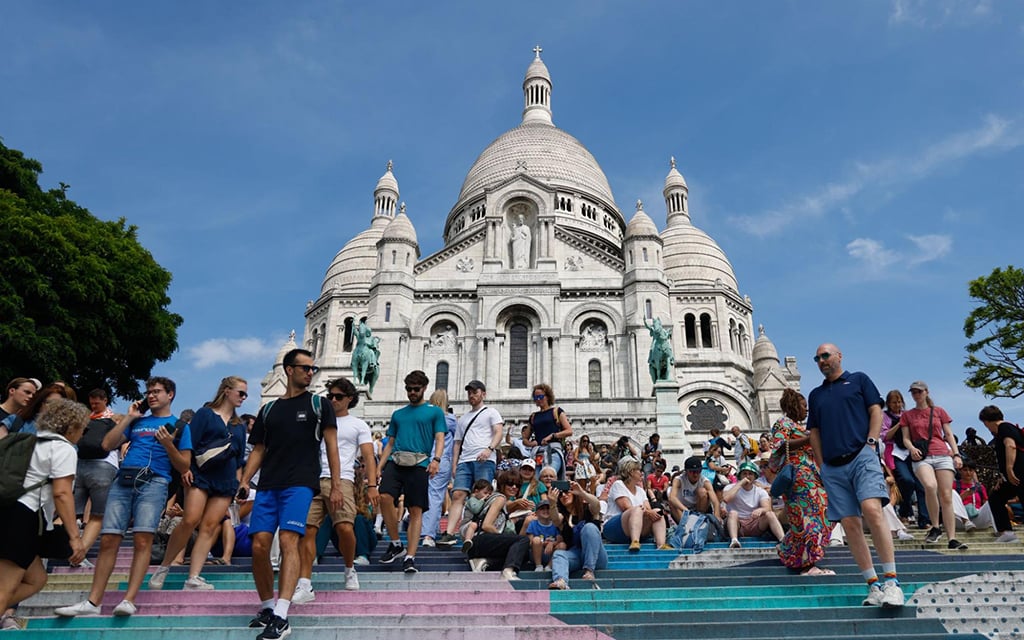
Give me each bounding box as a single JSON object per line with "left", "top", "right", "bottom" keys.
{"left": 2, "top": 1, "right": 1022, "bottom": 436}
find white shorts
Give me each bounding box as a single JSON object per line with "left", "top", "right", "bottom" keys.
{"left": 913, "top": 455, "right": 955, "bottom": 473}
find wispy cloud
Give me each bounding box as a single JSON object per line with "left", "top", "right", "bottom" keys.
{"left": 889, "top": 0, "right": 993, "bottom": 28}
{"left": 846, "top": 233, "right": 952, "bottom": 277}
{"left": 187, "top": 337, "right": 282, "bottom": 370}
{"left": 730, "top": 115, "right": 1021, "bottom": 236}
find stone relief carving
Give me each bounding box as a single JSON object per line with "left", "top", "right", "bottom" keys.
{"left": 431, "top": 324, "right": 457, "bottom": 352}
{"left": 579, "top": 322, "right": 606, "bottom": 350}
{"left": 565, "top": 255, "right": 584, "bottom": 271}
{"left": 456, "top": 256, "right": 475, "bottom": 272}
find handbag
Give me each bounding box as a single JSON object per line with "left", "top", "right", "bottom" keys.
{"left": 770, "top": 437, "right": 796, "bottom": 499}
{"left": 194, "top": 435, "right": 234, "bottom": 470}
{"left": 911, "top": 408, "right": 934, "bottom": 455}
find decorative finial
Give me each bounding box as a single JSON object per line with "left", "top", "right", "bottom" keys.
{"left": 288, "top": 329, "right": 296, "bottom": 341}
{"left": 399, "top": 202, "right": 406, "bottom": 215}
{"left": 386, "top": 159, "right": 393, "bottom": 172}
{"left": 636, "top": 199, "right": 643, "bottom": 211}
{"left": 670, "top": 156, "right": 676, "bottom": 169}
{"left": 533, "top": 45, "right": 543, "bottom": 59}
{"left": 758, "top": 324, "right": 765, "bottom": 337}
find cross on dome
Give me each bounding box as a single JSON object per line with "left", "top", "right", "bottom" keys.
{"left": 636, "top": 199, "right": 644, "bottom": 211}
{"left": 533, "top": 45, "right": 543, "bottom": 59}
{"left": 670, "top": 156, "right": 676, "bottom": 169}
{"left": 399, "top": 202, "right": 406, "bottom": 215}
{"left": 386, "top": 159, "right": 393, "bottom": 171}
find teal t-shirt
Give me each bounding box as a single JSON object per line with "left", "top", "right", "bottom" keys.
{"left": 387, "top": 402, "right": 446, "bottom": 468}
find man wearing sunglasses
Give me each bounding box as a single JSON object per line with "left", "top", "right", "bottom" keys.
{"left": 238, "top": 348, "right": 342, "bottom": 640}
{"left": 807, "top": 343, "right": 903, "bottom": 608}
{"left": 377, "top": 370, "right": 446, "bottom": 574}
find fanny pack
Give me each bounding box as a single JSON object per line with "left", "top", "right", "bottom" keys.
{"left": 194, "top": 435, "right": 234, "bottom": 470}
{"left": 118, "top": 466, "right": 154, "bottom": 487}
{"left": 392, "top": 451, "right": 428, "bottom": 467}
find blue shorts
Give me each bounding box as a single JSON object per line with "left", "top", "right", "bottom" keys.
{"left": 600, "top": 514, "right": 649, "bottom": 544}
{"left": 250, "top": 487, "right": 315, "bottom": 536}
{"left": 820, "top": 446, "right": 889, "bottom": 521}
{"left": 453, "top": 460, "right": 497, "bottom": 493}
{"left": 101, "top": 475, "right": 169, "bottom": 535}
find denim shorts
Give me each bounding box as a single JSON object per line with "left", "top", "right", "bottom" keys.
{"left": 250, "top": 486, "right": 314, "bottom": 536}
{"left": 101, "top": 474, "right": 169, "bottom": 535}
{"left": 74, "top": 459, "right": 118, "bottom": 516}
{"left": 820, "top": 446, "right": 889, "bottom": 521}
{"left": 453, "top": 460, "right": 496, "bottom": 493}
{"left": 913, "top": 455, "right": 956, "bottom": 473}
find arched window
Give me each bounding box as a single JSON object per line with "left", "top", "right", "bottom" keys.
{"left": 729, "top": 319, "right": 737, "bottom": 352}
{"left": 391, "top": 250, "right": 397, "bottom": 265}
{"left": 385, "top": 302, "right": 391, "bottom": 323}
{"left": 642, "top": 247, "right": 649, "bottom": 262}
{"left": 435, "top": 361, "right": 449, "bottom": 391}
{"left": 343, "top": 317, "right": 354, "bottom": 352}
{"left": 588, "top": 359, "right": 602, "bottom": 399}
{"left": 319, "top": 322, "right": 326, "bottom": 356}
{"left": 509, "top": 323, "right": 529, "bottom": 389}
{"left": 684, "top": 314, "right": 697, "bottom": 348}
{"left": 700, "top": 313, "right": 713, "bottom": 348}
{"left": 644, "top": 299, "right": 653, "bottom": 320}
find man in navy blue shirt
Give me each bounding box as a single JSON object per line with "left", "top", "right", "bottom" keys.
{"left": 807, "top": 343, "right": 903, "bottom": 608}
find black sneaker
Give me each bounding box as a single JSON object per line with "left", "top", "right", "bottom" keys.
{"left": 461, "top": 539, "right": 473, "bottom": 554}
{"left": 403, "top": 556, "right": 418, "bottom": 574}
{"left": 248, "top": 608, "right": 273, "bottom": 628}
{"left": 379, "top": 541, "right": 406, "bottom": 564}
{"left": 257, "top": 614, "right": 290, "bottom": 639}
{"left": 436, "top": 533, "right": 458, "bottom": 547}
{"left": 924, "top": 527, "right": 942, "bottom": 544}
{"left": 948, "top": 539, "right": 968, "bottom": 550}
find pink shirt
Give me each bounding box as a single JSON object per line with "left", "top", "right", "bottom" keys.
{"left": 900, "top": 406, "right": 953, "bottom": 457}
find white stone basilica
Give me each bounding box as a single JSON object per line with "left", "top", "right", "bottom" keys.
{"left": 261, "top": 50, "right": 800, "bottom": 458}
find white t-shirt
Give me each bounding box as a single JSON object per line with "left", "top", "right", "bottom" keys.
{"left": 318, "top": 414, "right": 372, "bottom": 481}
{"left": 456, "top": 405, "right": 503, "bottom": 464}
{"left": 724, "top": 482, "right": 768, "bottom": 519}
{"left": 673, "top": 474, "right": 702, "bottom": 509}
{"left": 605, "top": 480, "right": 646, "bottom": 519}
{"left": 511, "top": 437, "right": 536, "bottom": 459}
{"left": 20, "top": 434, "right": 77, "bottom": 529}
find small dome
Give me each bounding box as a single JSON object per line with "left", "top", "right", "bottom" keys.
{"left": 320, "top": 217, "right": 389, "bottom": 295}
{"left": 752, "top": 325, "right": 779, "bottom": 365}
{"left": 664, "top": 156, "right": 687, "bottom": 191}
{"left": 625, "top": 201, "right": 659, "bottom": 239}
{"left": 381, "top": 205, "right": 418, "bottom": 245}
{"left": 375, "top": 160, "right": 399, "bottom": 194}
{"left": 525, "top": 50, "right": 551, "bottom": 84}
{"left": 274, "top": 331, "right": 298, "bottom": 366}
{"left": 661, "top": 219, "right": 739, "bottom": 292}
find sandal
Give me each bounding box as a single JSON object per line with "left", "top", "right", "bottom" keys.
{"left": 580, "top": 569, "right": 596, "bottom": 581}
{"left": 800, "top": 566, "right": 835, "bottom": 576}
{"left": 205, "top": 558, "right": 226, "bottom": 566}
{"left": 548, "top": 578, "right": 569, "bottom": 590}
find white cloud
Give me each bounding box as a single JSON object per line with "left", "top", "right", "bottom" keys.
{"left": 846, "top": 238, "right": 899, "bottom": 269}
{"left": 889, "top": 0, "right": 993, "bottom": 27}
{"left": 846, "top": 233, "right": 953, "bottom": 275}
{"left": 730, "top": 115, "right": 1021, "bottom": 237}
{"left": 906, "top": 233, "right": 953, "bottom": 264}
{"left": 187, "top": 337, "right": 281, "bottom": 370}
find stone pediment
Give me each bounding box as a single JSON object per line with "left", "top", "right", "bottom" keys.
{"left": 554, "top": 225, "right": 624, "bottom": 271}
{"left": 414, "top": 229, "right": 486, "bottom": 275}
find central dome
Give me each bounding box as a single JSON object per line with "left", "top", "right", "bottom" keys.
{"left": 456, "top": 123, "right": 617, "bottom": 207}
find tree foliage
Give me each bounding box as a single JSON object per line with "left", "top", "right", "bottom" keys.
{"left": 0, "top": 139, "right": 182, "bottom": 400}
{"left": 964, "top": 265, "right": 1024, "bottom": 398}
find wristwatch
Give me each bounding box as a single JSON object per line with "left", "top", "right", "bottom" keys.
{"left": 487, "top": 446, "right": 495, "bottom": 451}
{"left": 432, "top": 456, "right": 442, "bottom": 463}
{"left": 866, "top": 437, "right": 878, "bottom": 447}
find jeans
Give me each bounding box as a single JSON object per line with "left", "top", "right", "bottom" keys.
{"left": 420, "top": 432, "right": 454, "bottom": 539}
{"left": 551, "top": 522, "right": 607, "bottom": 582}
{"left": 537, "top": 444, "right": 565, "bottom": 479}
{"left": 892, "top": 455, "right": 930, "bottom": 524}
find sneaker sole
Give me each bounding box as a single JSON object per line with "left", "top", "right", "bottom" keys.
{"left": 380, "top": 552, "right": 406, "bottom": 564}
{"left": 55, "top": 609, "right": 100, "bottom": 618}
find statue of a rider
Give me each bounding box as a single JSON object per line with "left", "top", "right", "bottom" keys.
{"left": 644, "top": 316, "right": 674, "bottom": 383}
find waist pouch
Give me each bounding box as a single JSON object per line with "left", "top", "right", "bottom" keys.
{"left": 392, "top": 451, "right": 428, "bottom": 467}
{"left": 118, "top": 466, "right": 154, "bottom": 487}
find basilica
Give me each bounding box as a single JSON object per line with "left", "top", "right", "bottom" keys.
{"left": 261, "top": 50, "right": 800, "bottom": 457}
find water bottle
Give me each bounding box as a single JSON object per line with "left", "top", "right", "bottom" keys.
{"left": 229, "top": 502, "right": 240, "bottom": 526}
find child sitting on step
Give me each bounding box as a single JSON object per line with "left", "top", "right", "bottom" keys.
{"left": 458, "top": 480, "right": 493, "bottom": 553}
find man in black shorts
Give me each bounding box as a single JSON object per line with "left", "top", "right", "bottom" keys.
{"left": 377, "top": 370, "right": 446, "bottom": 574}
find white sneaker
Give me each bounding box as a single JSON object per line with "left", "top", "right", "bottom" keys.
{"left": 862, "top": 584, "right": 885, "bottom": 607}
{"left": 896, "top": 530, "right": 915, "bottom": 540}
{"left": 292, "top": 583, "right": 316, "bottom": 604}
{"left": 420, "top": 537, "right": 436, "bottom": 548}
{"left": 468, "top": 558, "right": 489, "bottom": 572}
{"left": 881, "top": 581, "right": 905, "bottom": 608}
{"left": 501, "top": 568, "right": 520, "bottom": 581}
{"left": 345, "top": 569, "right": 360, "bottom": 591}
{"left": 353, "top": 555, "right": 369, "bottom": 566}
{"left": 964, "top": 520, "right": 977, "bottom": 531}
{"left": 112, "top": 600, "right": 137, "bottom": 616}
{"left": 71, "top": 558, "right": 95, "bottom": 569}
{"left": 995, "top": 531, "right": 1020, "bottom": 543}
{"left": 729, "top": 538, "right": 741, "bottom": 549}
{"left": 533, "top": 565, "right": 545, "bottom": 572}
{"left": 183, "top": 575, "right": 215, "bottom": 591}
{"left": 55, "top": 600, "right": 101, "bottom": 617}
{"left": 148, "top": 565, "right": 170, "bottom": 590}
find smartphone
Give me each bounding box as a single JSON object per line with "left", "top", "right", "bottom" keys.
{"left": 552, "top": 480, "right": 571, "bottom": 492}
{"left": 135, "top": 400, "right": 149, "bottom": 415}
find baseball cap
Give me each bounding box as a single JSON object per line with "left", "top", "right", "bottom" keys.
{"left": 465, "top": 380, "right": 486, "bottom": 392}
{"left": 520, "top": 458, "right": 536, "bottom": 469}
{"left": 739, "top": 461, "right": 759, "bottom": 475}
{"left": 908, "top": 380, "right": 928, "bottom": 392}
{"left": 683, "top": 456, "right": 703, "bottom": 471}
{"left": 535, "top": 500, "right": 551, "bottom": 510}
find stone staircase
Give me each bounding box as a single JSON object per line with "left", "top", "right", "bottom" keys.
{"left": 14, "top": 527, "right": 1024, "bottom": 639}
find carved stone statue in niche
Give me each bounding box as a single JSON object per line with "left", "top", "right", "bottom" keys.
{"left": 507, "top": 205, "right": 532, "bottom": 269}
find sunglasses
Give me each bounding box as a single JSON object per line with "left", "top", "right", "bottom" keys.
{"left": 532, "top": 394, "right": 546, "bottom": 400}
{"left": 233, "top": 389, "right": 248, "bottom": 399}
{"left": 812, "top": 352, "right": 832, "bottom": 363}
{"left": 405, "top": 385, "right": 423, "bottom": 392}
{"left": 289, "top": 364, "right": 320, "bottom": 374}
{"left": 328, "top": 393, "right": 349, "bottom": 401}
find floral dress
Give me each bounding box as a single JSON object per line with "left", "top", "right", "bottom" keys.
{"left": 771, "top": 416, "right": 829, "bottom": 570}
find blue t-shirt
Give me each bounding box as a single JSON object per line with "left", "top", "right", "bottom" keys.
{"left": 189, "top": 406, "right": 246, "bottom": 473}
{"left": 387, "top": 402, "right": 446, "bottom": 468}
{"left": 121, "top": 414, "right": 192, "bottom": 481}
{"left": 526, "top": 519, "right": 560, "bottom": 541}
{"left": 807, "top": 370, "right": 882, "bottom": 462}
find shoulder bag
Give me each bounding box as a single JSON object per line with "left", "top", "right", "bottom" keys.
{"left": 770, "top": 436, "right": 796, "bottom": 499}
{"left": 910, "top": 408, "right": 934, "bottom": 456}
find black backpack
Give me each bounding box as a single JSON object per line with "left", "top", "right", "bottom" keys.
{"left": 0, "top": 432, "right": 60, "bottom": 506}
{"left": 77, "top": 418, "right": 116, "bottom": 460}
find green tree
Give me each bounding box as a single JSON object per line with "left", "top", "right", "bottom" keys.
{"left": 0, "top": 139, "right": 182, "bottom": 399}
{"left": 964, "top": 265, "right": 1024, "bottom": 398}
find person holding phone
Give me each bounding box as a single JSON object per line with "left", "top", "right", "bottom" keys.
{"left": 547, "top": 480, "right": 606, "bottom": 590}
{"left": 56, "top": 377, "right": 192, "bottom": 619}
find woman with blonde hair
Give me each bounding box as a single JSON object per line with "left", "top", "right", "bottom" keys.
{"left": 421, "top": 389, "right": 457, "bottom": 547}
{"left": 149, "top": 376, "right": 249, "bottom": 590}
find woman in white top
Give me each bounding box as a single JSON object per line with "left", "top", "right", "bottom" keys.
{"left": 602, "top": 460, "right": 668, "bottom": 550}
{"left": 0, "top": 398, "right": 89, "bottom": 629}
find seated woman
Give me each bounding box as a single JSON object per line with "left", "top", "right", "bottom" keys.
{"left": 602, "top": 460, "right": 669, "bottom": 551}
{"left": 951, "top": 460, "right": 993, "bottom": 532}
{"left": 548, "top": 481, "right": 606, "bottom": 589}
{"left": 464, "top": 470, "right": 530, "bottom": 580}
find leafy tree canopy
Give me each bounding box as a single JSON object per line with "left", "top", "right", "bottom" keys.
{"left": 964, "top": 265, "right": 1024, "bottom": 399}
{"left": 0, "top": 138, "right": 182, "bottom": 400}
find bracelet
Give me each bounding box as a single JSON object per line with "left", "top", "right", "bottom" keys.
{"left": 953, "top": 453, "right": 962, "bottom": 458}
{"left": 368, "top": 485, "right": 378, "bottom": 488}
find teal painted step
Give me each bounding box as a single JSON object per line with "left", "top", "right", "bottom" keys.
{"left": 546, "top": 591, "right": 922, "bottom": 613}
{"left": 545, "top": 583, "right": 924, "bottom": 602}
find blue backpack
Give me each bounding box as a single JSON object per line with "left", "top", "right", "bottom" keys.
{"left": 670, "top": 510, "right": 711, "bottom": 553}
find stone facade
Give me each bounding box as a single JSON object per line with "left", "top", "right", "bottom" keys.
{"left": 261, "top": 50, "right": 800, "bottom": 463}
